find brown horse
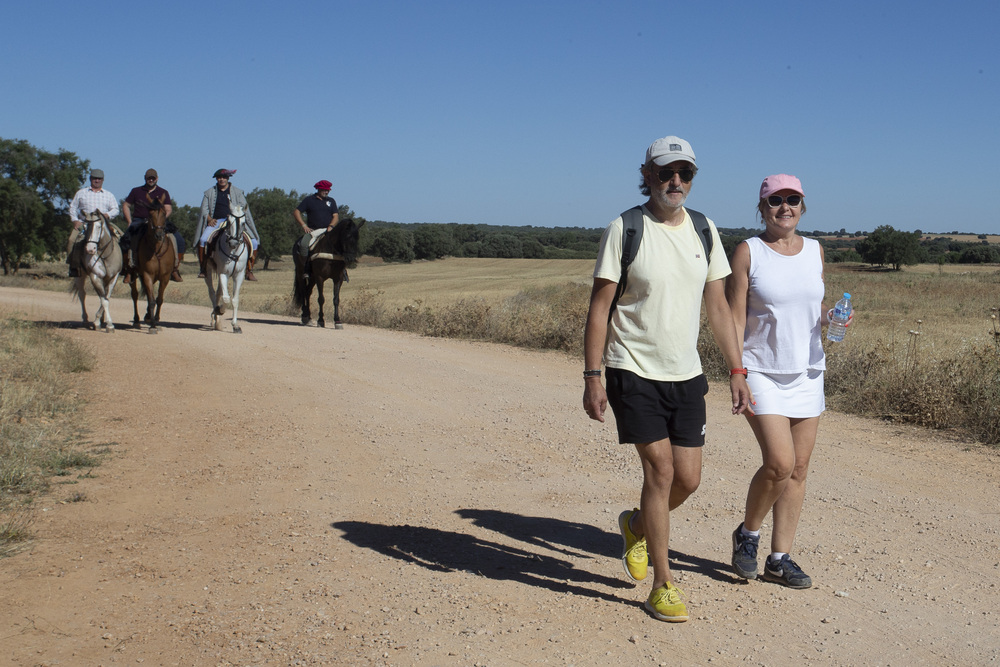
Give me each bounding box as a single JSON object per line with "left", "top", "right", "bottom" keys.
{"left": 292, "top": 219, "right": 363, "bottom": 328}
{"left": 129, "top": 205, "right": 174, "bottom": 332}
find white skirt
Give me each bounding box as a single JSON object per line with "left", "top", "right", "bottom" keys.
{"left": 747, "top": 368, "right": 825, "bottom": 418}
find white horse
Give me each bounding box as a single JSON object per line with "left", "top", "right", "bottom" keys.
{"left": 70, "top": 210, "right": 122, "bottom": 332}
{"left": 204, "top": 204, "right": 249, "bottom": 334}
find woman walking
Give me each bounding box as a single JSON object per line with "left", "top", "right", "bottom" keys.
{"left": 726, "top": 174, "right": 848, "bottom": 588}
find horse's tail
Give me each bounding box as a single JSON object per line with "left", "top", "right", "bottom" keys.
{"left": 69, "top": 278, "right": 82, "bottom": 299}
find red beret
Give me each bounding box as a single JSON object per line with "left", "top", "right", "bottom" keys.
{"left": 314, "top": 180, "right": 332, "bottom": 190}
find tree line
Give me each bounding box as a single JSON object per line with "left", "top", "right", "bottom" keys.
{"left": 2, "top": 137, "right": 997, "bottom": 274}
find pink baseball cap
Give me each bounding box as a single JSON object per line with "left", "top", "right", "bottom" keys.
{"left": 759, "top": 174, "right": 804, "bottom": 199}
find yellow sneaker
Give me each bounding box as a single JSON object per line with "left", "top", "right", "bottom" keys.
{"left": 618, "top": 508, "right": 647, "bottom": 582}
{"left": 644, "top": 582, "right": 688, "bottom": 622}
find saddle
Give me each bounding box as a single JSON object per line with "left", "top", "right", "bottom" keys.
{"left": 304, "top": 229, "right": 347, "bottom": 262}
{"left": 206, "top": 229, "right": 253, "bottom": 256}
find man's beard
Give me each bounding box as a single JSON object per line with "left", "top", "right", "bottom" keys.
{"left": 652, "top": 188, "right": 687, "bottom": 209}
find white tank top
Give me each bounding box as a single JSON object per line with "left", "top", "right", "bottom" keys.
{"left": 742, "top": 236, "right": 826, "bottom": 373}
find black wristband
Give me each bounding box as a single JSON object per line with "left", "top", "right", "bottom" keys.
{"left": 583, "top": 369, "right": 602, "bottom": 378}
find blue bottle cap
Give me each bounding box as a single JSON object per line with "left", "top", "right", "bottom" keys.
{"left": 843, "top": 293, "right": 851, "bottom": 299}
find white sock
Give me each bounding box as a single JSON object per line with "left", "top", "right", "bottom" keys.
{"left": 741, "top": 525, "right": 760, "bottom": 538}
{"left": 769, "top": 552, "right": 787, "bottom": 564}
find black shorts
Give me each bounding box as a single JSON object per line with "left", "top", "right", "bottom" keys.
{"left": 606, "top": 369, "right": 709, "bottom": 446}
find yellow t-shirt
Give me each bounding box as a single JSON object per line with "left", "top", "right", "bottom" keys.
{"left": 594, "top": 205, "right": 730, "bottom": 381}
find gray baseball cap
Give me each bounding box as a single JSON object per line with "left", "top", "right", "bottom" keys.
{"left": 645, "top": 136, "right": 696, "bottom": 167}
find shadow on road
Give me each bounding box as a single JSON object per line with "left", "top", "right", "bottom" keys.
{"left": 334, "top": 519, "right": 632, "bottom": 603}
{"left": 455, "top": 508, "right": 618, "bottom": 560}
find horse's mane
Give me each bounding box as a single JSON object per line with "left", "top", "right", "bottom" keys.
{"left": 318, "top": 219, "right": 360, "bottom": 264}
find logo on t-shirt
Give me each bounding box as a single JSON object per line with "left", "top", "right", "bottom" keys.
{"left": 326, "top": 201, "right": 331, "bottom": 208}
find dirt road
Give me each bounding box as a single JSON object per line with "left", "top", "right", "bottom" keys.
{"left": 1, "top": 286, "right": 998, "bottom": 666}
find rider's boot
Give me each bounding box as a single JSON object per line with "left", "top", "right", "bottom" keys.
{"left": 245, "top": 248, "right": 258, "bottom": 281}
{"left": 197, "top": 246, "right": 206, "bottom": 278}
{"left": 121, "top": 249, "right": 132, "bottom": 284}
{"left": 172, "top": 252, "right": 184, "bottom": 282}
{"left": 67, "top": 229, "right": 80, "bottom": 277}
{"left": 168, "top": 236, "right": 183, "bottom": 282}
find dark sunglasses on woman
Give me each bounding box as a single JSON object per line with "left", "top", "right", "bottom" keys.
{"left": 766, "top": 194, "right": 802, "bottom": 208}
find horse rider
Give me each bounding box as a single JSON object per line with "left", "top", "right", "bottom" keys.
{"left": 293, "top": 180, "right": 340, "bottom": 281}
{"left": 120, "top": 168, "right": 184, "bottom": 283}
{"left": 67, "top": 168, "right": 119, "bottom": 277}
{"left": 194, "top": 168, "right": 260, "bottom": 281}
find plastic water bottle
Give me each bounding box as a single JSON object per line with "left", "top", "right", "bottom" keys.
{"left": 827, "top": 293, "right": 852, "bottom": 342}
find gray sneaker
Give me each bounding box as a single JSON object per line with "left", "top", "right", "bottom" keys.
{"left": 731, "top": 522, "right": 759, "bottom": 580}
{"left": 762, "top": 554, "right": 812, "bottom": 589}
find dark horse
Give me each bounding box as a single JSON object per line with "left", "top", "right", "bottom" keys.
{"left": 129, "top": 204, "right": 174, "bottom": 332}
{"left": 292, "top": 219, "right": 363, "bottom": 328}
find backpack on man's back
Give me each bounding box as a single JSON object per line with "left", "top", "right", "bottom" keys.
{"left": 607, "top": 206, "right": 714, "bottom": 322}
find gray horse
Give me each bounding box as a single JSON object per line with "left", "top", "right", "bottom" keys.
{"left": 70, "top": 211, "right": 123, "bottom": 332}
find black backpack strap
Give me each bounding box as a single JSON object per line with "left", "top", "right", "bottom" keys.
{"left": 686, "top": 207, "right": 713, "bottom": 261}
{"left": 608, "top": 206, "right": 644, "bottom": 323}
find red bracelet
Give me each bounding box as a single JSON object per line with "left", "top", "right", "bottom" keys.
{"left": 729, "top": 368, "right": 748, "bottom": 377}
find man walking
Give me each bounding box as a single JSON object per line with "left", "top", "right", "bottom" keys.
{"left": 582, "top": 136, "right": 750, "bottom": 622}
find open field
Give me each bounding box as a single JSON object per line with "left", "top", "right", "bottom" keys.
{"left": 0, "top": 257, "right": 595, "bottom": 311}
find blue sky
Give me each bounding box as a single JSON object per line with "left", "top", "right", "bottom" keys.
{"left": 3, "top": 0, "right": 997, "bottom": 233}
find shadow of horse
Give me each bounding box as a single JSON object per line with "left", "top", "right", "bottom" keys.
{"left": 292, "top": 219, "right": 363, "bottom": 328}
{"left": 333, "top": 519, "right": 631, "bottom": 602}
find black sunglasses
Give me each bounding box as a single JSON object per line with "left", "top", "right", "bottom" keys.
{"left": 656, "top": 167, "right": 696, "bottom": 183}
{"left": 145, "top": 177, "right": 157, "bottom": 181}
{"left": 766, "top": 194, "right": 802, "bottom": 208}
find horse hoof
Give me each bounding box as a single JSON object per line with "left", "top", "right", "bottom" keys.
{"left": 233, "top": 326, "right": 242, "bottom": 334}
{"left": 335, "top": 322, "right": 344, "bottom": 330}
{"left": 107, "top": 327, "right": 115, "bottom": 334}
{"left": 318, "top": 320, "right": 325, "bottom": 328}
{"left": 149, "top": 327, "right": 159, "bottom": 334}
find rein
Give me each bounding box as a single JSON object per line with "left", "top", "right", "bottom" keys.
{"left": 217, "top": 214, "right": 248, "bottom": 263}
{"left": 144, "top": 217, "right": 170, "bottom": 260}
{"left": 85, "top": 216, "right": 115, "bottom": 259}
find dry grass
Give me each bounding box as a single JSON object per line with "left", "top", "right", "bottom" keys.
{"left": 0, "top": 318, "right": 101, "bottom": 557}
